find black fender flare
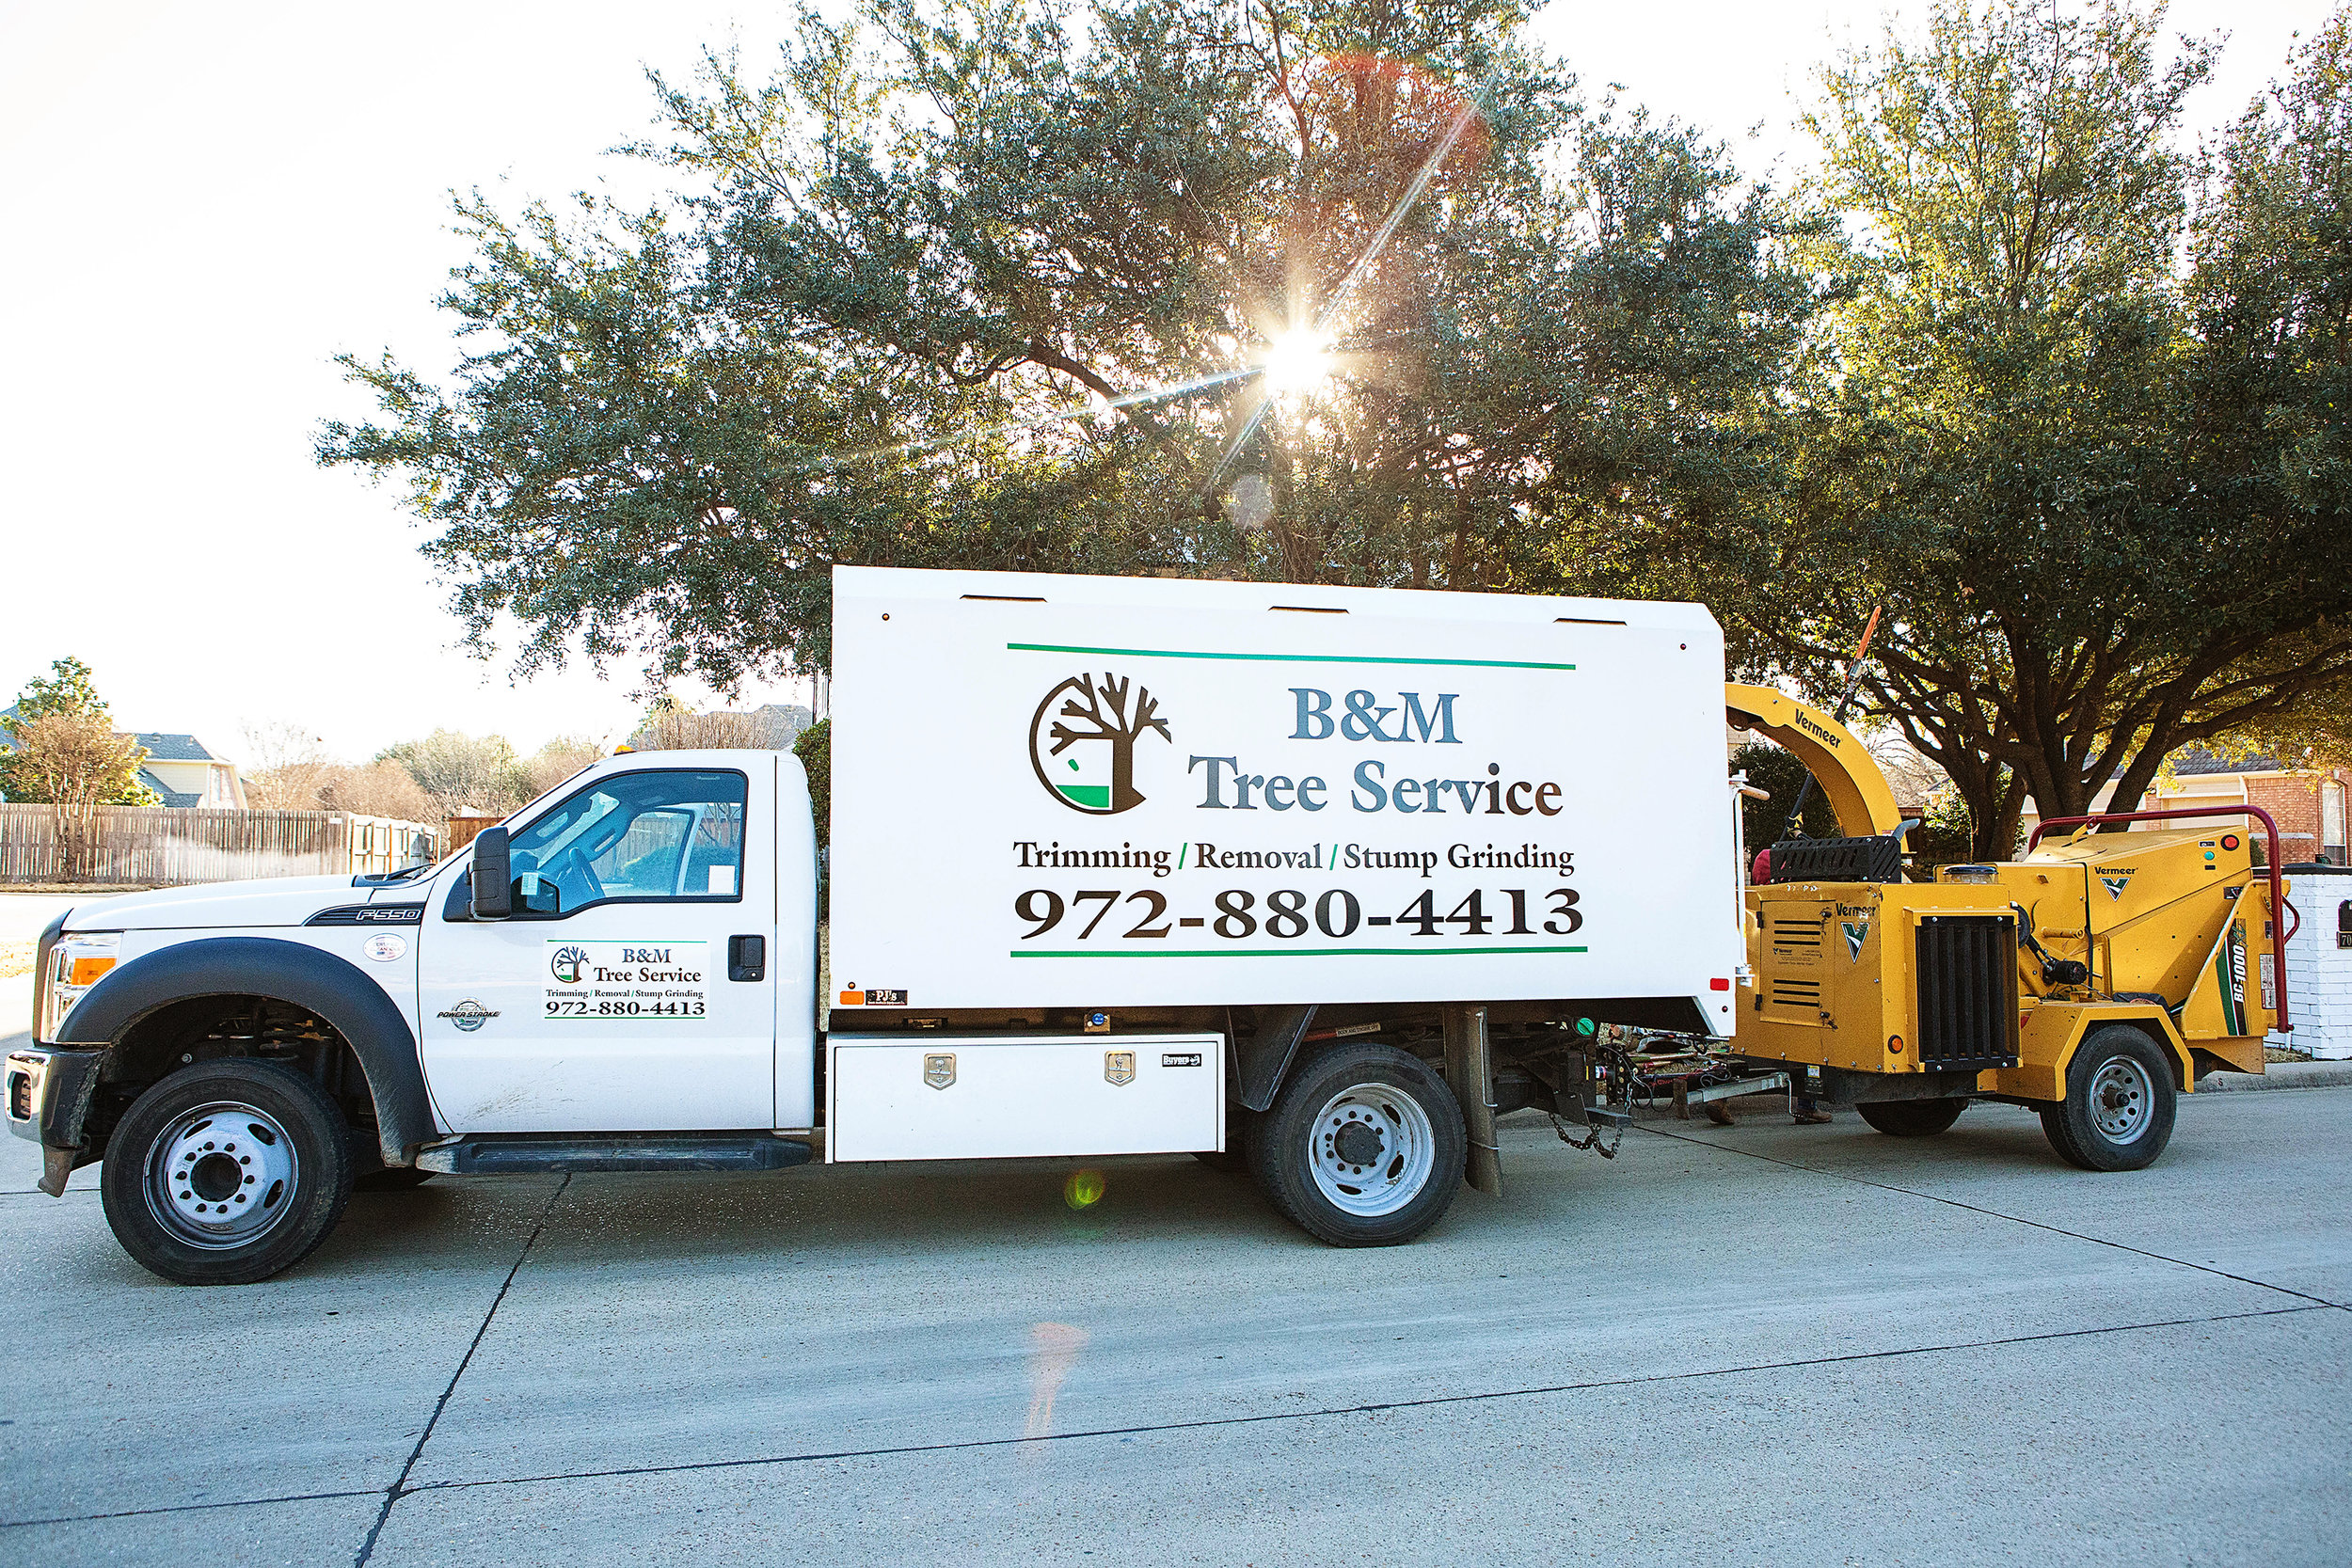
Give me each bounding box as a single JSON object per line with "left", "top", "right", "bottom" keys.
{"left": 59, "top": 936, "right": 436, "bottom": 1167}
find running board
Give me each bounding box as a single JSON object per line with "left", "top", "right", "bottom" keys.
{"left": 416, "top": 1135, "right": 815, "bottom": 1175}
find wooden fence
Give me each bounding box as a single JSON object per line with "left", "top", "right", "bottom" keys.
{"left": 0, "top": 805, "right": 438, "bottom": 886}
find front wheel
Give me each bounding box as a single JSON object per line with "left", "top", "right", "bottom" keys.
{"left": 1248, "top": 1043, "right": 1466, "bottom": 1246}
{"left": 100, "top": 1059, "right": 355, "bottom": 1285}
{"left": 1857, "top": 1098, "right": 1968, "bottom": 1137}
{"left": 2039, "top": 1027, "right": 2177, "bottom": 1172}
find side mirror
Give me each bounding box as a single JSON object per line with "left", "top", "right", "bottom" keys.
{"left": 470, "top": 827, "right": 513, "bottom": 920}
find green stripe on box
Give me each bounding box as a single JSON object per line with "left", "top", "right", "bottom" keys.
{"left": 1010, "top": 945, "right": 1588, "bottom": 958}
{"left": 1009, "top": 642, "right": 1573, "bottom": 672}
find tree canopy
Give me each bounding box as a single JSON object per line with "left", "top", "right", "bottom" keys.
{"left": 322, "top": 0, "right": 2352, "bottom": 847}
{"left": 1741, "top": 1, "right": 2352, "bottom": 853}
{"left": 1, "top": 658, "right": 157, "bottom": 808}
{"left": 321, "top": 0, "right": 1816, "bottom": 689}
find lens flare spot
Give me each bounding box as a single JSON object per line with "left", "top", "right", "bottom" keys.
{"left": 1063, "top": 1168, "right": 1107, "bottom": 1209}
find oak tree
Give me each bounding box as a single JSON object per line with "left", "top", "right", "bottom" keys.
{"left": 320, "top": 0, "right": 1816, "bottom": 693}
{"left": 1744, "top": 1, "right": 2352, "bottom": 855}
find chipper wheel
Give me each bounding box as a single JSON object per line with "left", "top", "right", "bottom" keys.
{"left": 1856, "top": 1098, "right": 1969, "bottom": 1137}
{"left": 1248, "top": 1042, "right": 1466, "bottom": 1246}
{"left": 100, "top": 1058, "right": 355, "bottom": 1285}
{"left": 2039, "top": 1026, "right": 2178, "bottom": 1173}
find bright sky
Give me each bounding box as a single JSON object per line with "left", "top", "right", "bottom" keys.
{"left": 0, "top": 0, "right": 2330, "bottom": 769}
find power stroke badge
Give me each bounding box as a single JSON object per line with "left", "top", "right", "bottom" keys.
{"left": 543, "top": 940, "right": 709, "bottom": 1021}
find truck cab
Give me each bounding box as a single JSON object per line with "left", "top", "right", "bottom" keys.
{"left": 417, "top": 752, "right": 818, "bottom": 1134}
{"left": 7, "top": 750, "right": 819, "bottom": 1283}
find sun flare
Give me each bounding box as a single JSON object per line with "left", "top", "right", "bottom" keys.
{"left": 1259, "top": 326, "right": 1335, "bottom": 393}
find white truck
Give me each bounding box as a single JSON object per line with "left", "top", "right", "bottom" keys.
{"left": 8, "top": 568, "right": 1739, "bottom": 1283}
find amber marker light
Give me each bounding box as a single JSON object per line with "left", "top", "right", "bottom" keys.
{"left": 1888, "top": 1035, "right": 1905, "bottom": 1054}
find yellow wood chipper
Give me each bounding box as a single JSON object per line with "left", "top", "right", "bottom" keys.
{"left": 1723, "top": 684, "right": 2293, "bottom": 1170}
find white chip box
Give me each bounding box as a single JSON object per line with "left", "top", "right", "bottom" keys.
{"left": 827, "top": 1034, "right": 1225, "bottom": 1162}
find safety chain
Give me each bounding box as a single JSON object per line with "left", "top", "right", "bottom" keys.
{"left": 1547, "top": 1111, "right": 1625, "bottom": 1160}
{"left": 1546, "top": 1039, "right": 1634, "bottom": 1160}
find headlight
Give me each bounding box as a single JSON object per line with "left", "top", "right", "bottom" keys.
{"left": 41, "top": 932, "right": 119, "bottom": 1041}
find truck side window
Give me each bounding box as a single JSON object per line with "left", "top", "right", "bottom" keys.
{"left": 505, "top": 769, "right": 748, "bottom": 916}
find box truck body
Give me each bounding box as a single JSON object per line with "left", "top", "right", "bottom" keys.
{"left": 828, "top": 567, "right": 1742, "bottom": 1029}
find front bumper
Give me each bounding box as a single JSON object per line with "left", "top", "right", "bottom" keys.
{"left": 6, "top": 1047, "right": 106, "bottom": 1196}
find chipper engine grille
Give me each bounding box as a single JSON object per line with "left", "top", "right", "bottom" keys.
{"left": 1914, "top": 915, "right": 2021, "bottom": 1070}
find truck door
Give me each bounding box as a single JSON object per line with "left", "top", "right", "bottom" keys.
{"left": 418, "top": 761, "right": 778, "bottom": 1132}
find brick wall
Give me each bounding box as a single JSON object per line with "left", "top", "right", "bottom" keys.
{"left": 2247, "top": 768, "right": 2352, "bottom": 864}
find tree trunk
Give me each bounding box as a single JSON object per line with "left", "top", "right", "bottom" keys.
{"left": 1109, "top": 736, "right": 1138, "bottom": 814}
{"left": 1983, "top": 773, "right": 2028, "bottom": 861}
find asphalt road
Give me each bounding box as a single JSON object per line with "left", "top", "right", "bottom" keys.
{"left": 0, "top": 1054, "right": 2344, "bottom": 1567}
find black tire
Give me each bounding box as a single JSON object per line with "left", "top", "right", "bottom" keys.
{"left": 354, "top": 1165, "right": 436, "bottom": 1192}
{"left": 1856, "top": 1098, "right": 1968, "bottom": 1137}
{"left": 1248, "top": 1042, "right": 1466, "bottom": 1246}
{"left": 2038, "top": 1026, "right": 2177, "bottom": 1172}
{"left": 100, "top": 1059, "right": 355, "bottom": 1285}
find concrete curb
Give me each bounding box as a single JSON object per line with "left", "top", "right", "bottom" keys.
{"left": 2199, "top": 1059, "right": 2352, "bottom": 1093}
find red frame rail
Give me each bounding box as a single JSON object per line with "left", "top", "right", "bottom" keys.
{"left": 2026, "top": 806, "right": 2292, "bottom": 1032}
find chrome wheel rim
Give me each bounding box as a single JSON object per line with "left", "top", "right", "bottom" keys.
{"left": 144, "top": 1101, "right": 299, "bottom": 1250}
{"left": 2089, "top": 1057, "right": 2153, "bottom": 1145}
{"left": 1307, "top": 1083, "right": 1436, "bottom": 1217}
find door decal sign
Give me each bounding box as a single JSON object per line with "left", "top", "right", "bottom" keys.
{"left": 543, "top": 940, "right": 709, "bottom": 1021}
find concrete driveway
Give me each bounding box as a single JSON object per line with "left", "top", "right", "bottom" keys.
{"left": 0, "top": 1043, "right": 2343, "bottom": 1566}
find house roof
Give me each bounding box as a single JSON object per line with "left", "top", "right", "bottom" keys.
{"left": 137, "top": 768, "right": 202, "bottom": 808}
{"left": 2167, "top": 745, "right": 2283, "bottom": 778}
{"left": 0, "top": 708, "right": 224, "bottom": 768}
{"left": 130, "top": 733, "right": 220, "bottom": 763}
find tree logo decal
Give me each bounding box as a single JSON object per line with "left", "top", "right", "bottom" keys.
{"left": 549, "top": 945, "right": 588, "bottom": 984}
{"left": 1028, "top": 672, "right": 1173, "bottom": 815}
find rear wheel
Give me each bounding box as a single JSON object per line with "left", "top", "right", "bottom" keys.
{"left": 1856, "top": 1098, "right": 1968, "bottom": 1137}
{"left": 1249, "top": 1043, "right": 1465, "bottom": 1246}
{"left": 2039, "top": 1027, "right": 2176, "bottom": 1172}
{"left": 100, "top": 1059, "right": 354, "bottom": 1285}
